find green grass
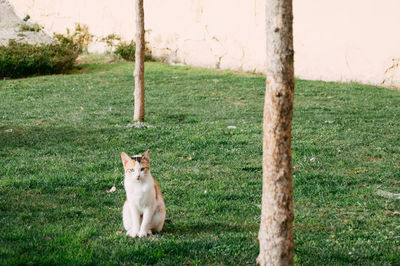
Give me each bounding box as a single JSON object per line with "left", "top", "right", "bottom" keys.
{"left": 1, "top": 60, "right": 399, "bottom": 265}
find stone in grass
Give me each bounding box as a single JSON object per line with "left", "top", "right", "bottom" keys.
{"left": 376, "top": 189, "right": 400, "bottom": 200}
{"left": 126, "top": 122, "right": 155, "bottom": 129}
{"left": 227, "top": 126, "right": 237, "bottom": 129}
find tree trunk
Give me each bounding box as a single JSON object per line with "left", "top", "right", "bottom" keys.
{"left": 257, "top": 0, "right": 295, "bottom": 265}
{"left": 133, "top": 0, "right": 145, "bottom": 121}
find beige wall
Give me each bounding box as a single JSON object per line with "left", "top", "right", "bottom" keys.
{"left": 8, "top": 0, "right": 400, "bottom": 87}
{"left": 294, "top": 0, "right": 400, "bottom": 88}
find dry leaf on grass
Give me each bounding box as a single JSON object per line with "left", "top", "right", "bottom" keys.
{"left": 107, "top": 185, "right": 116, "bottom": 193}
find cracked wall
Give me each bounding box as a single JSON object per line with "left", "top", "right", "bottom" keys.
{"left": 143, "top": 0, "right": 265, "bottom": 73}
{"left": 8, "top": 0, "right": 400, "bottom": 87}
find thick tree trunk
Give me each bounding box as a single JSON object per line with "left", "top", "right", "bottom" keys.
{"left": 257, "top": 0, "right": 295, "bottom": 265}
{"left": 133, "top": 0, "right": 145, "bottom": 121}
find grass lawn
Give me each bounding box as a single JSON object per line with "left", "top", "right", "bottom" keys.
{"left": 0, "top": 59, "right": 399, "bottom": 265}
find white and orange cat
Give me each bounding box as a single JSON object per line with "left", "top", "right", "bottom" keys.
{"left": 121, "top": 150, "right": 166, "bottom": 238}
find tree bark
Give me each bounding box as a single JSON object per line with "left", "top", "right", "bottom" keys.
{"left": 257, "top": 0, "right": 295, "bottom": 265}
{"left": 133, "top": 0, "right": 145, "bottom": 121}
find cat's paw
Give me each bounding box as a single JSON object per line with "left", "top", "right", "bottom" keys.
{"left": 138, "top": 230, "right": 148, "bottom": 238}
{"left": 126, "top": 230, "right": 138, "bottom": 238}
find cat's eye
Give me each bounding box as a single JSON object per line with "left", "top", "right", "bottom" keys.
{"left": 140, "top": 167, "right": 145, "bottom": 171}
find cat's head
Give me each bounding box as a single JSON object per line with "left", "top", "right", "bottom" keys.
{"left": 121, "top": 150, "right": 150, "bottom": 180}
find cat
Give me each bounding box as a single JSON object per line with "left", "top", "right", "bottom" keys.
{"left": 121, "top": 150, "right": 166, "bottom": 238}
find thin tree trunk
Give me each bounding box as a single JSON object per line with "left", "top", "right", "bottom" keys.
{"left": 133, "top": 0, "right": 145, "bottom": 121}
{"left": 257, "top": 0, "right": 295, "bottom": 265}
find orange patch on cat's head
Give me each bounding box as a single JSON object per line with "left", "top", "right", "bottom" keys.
{"left": 141, "top": 150, "right": 150, "bottom": 169}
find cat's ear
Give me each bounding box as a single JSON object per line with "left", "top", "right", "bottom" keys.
{"left": 143, "top": 150, "right": 150, "bottom": 161}
{"left": 121, "top": 152, "right": 132, "bottom": 168}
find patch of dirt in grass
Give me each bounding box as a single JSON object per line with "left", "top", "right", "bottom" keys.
{"left": 76, "top": 53, "right": 123, "bottom": 65}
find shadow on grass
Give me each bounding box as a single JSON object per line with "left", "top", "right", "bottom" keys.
{"left": 0, "top": 125, "right": 84, "bottom": 149}
{"left": 0, "top": 122, "right": 132, "bottom": 154}
{"left": 0, "top": 124, "right": 128, "bottom": 190}
{"left": 163, "top": 221, "right": 258, "bottom": 235}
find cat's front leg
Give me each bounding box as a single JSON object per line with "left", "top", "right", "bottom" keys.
{"left": 127, "top": 203, "right": 140, "bottom": 238}
{"left": 138, "top": 208, "right": 153, "bottom": 238}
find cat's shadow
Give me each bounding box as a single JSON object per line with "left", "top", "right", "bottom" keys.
{"left": 162, "top": 220, "right": 257, "bottom": 235}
